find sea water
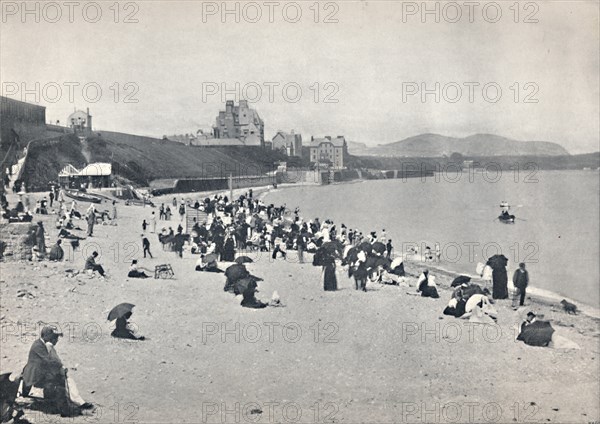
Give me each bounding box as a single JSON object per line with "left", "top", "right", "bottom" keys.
{"left": 264, "top": 170, "right": 600, "bottom": 308}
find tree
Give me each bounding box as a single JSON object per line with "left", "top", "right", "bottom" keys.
{"left": 450, "top": 152, "right": 464, "bottom": 161}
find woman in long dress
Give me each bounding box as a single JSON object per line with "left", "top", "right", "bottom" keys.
{"left": 222, "top": 237, "right": 236, "bottom": 262}
{"left": 322, "top": 252, "right": 338, "bottom": 291}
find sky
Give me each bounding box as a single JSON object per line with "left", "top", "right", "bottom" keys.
{"left": 1, "top": 0, "right": 599, "bottom": 153}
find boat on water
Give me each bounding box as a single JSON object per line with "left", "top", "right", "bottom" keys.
{"left": 64, "top": 189, "right": 103, "bottom": 203}
{"left": 498, "top": 213, "right": 515, "bottom": 224}
{"left": 498, "top": 201, "right": 515, "bottom": 223}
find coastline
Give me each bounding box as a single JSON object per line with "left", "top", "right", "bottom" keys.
{"left": 257, "top": 179, "right": 600, "bottom": 319}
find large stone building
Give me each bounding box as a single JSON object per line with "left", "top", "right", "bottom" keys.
{"left": 309, "top": 136, "right": 348, "bottom": 169}
{"left": 214, "top": 100, "right": 264, "bottom": 146}
{"left": 272, "top": 130, "right": 302, "bottom": 158}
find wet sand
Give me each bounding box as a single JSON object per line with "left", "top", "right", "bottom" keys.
{"left": 1, "top": 188, "right": 599, "bottom": 423}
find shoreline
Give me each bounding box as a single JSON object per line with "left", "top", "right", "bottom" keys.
{"left": 5, "top": 178, "right": 599, "bottom": 318}
{"left": 257, "top": 180, "right": 600, "bottom": 318}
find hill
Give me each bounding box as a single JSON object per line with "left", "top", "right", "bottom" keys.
{"left": 352, "top": 133, "right": 570, "bottom": 157}
{"left": 19, "top": 130, "right": 296, "bottom": 190}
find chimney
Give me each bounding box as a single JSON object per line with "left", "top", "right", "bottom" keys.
{"left": 86, "top": 108, "right": 92, "bottom": 130}
{"left": 226, "top": 100, "right": 234, "bottom": 114}
{"left": 239, "top": 99, "right": 248, "bottom": 109}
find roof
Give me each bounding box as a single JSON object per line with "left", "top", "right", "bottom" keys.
{"left": 58, "top": 164, "right": 80, "bottom": 177}
{"left": 79, "top": 163, "right": 111, "bottom": 176}
{"left": 310, "top": 136, "right": 346, "bottom": 148}
{"left": 0, "top": 95, "right": 46, "bottom": 111}
{"left": 272, "top": 131, "right": 301, "bottom": 144}
{"left": 59, "top": 162, "right": 112, "bottom": 177}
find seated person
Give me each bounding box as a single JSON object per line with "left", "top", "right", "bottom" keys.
{"left": 380, "top": 268, "right": 406, "bottom": 285}
{"left": 241, "top": 283, "right": 267, "bottom": 309}
{"left": 22, "top": 326, "right": 92, "bottom": 416}
{"left": 111, "top": 312, "right": 145, "bottom": 340}
{"left": 127, "top": 259, "right": 150, "bottom": 278}
{"left": 195, "top": 254, "right": 222, "bottom": 273}
{"left": 195, "top": 255, "right": 207, "bottom": 271}
{"left": 417, "top": 270, "right": 440, "bottom": 298}
{"left": 31, "top": 246, "right": 44, "bottom": 261}
{"left": 48, "top": 240, "right": 64, "bottom": 261}
{"left": 84, "top": 251, "right": 106, "bottom": 277}
{"left": 58, "top": 228, "right": 85, "bottom": 240}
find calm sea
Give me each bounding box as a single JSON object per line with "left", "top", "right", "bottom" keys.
{"left": 264, "top": 170, "right": 600, "bottom": 308}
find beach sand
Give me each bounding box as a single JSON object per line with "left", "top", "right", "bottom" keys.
{"left": 1, "top": 189, "right": 599, "bottom": 423}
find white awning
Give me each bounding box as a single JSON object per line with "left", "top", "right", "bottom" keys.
{"left": 58, "top": 162, "right": 111, "bottom": 177}
{"left": 79, "top": 163, "right": 111, "bottom": 176}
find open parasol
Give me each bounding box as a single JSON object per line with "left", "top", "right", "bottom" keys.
{"left": 107, "top": 303, "right": 135, "bottom": 321}
{"left": 371, "top": 242, "right": 386, "bottom": 255}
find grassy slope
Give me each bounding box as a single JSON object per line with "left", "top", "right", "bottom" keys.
{"left": 21, "top": 134, "right": 87, "bottom": 190}
{"left": 85, "top": 133, "right": 291, "bottom": 186}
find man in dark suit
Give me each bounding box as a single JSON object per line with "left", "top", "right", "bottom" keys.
{"left": 512, "top": 262, "right": 530, "bottom": 309}
{"left": 22, "top": 326, "right": 92, "bottom": 416}
{"left": 22, "top": 326, "right": 72, "bottom": 415}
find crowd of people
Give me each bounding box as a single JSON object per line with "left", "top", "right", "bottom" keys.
{"left": 3, "top": 183, "right": 571, "bottom": 421}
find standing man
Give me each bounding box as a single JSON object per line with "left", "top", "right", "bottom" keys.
{"left": 142, "top": 234, "right": 153, "bottom": 258}
{"left": 179, "top": 203, "right": 186, "bottom": 222}
{"left": 35, "top": 221, "right": 46, "bottom": 258}
{"left": 151, "top": 211, "right": 157, "bottom": 233}
{"left": 386, "top": 239, "right": 393, "bottom": 259}
{"left": 512, "top": 262, "right": 529, "bottom": 309}
{"left": 48, "top": 190, "right": 54, "bottom": 207}
{"left": 296, "top": 232, "right": 306, "bottom": 264}
{"left": 86, "top": 206, "right": 96, "bottom": 237}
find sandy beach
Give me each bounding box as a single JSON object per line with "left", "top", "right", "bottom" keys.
{"left": 1, "top": 187, "right": 599, "bottom": 424}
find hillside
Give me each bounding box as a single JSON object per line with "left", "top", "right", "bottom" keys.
{"left": 350, "top": 133, "right": 570, "bottom": 157}
{"left": 17, "top": 129, "right": 294, "bottom": 190}
{"left": 20, "top": 134, "right": 88, "bottom": 190}
{"left": 83, "top": 131, "right": 291, "bottom": 185}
